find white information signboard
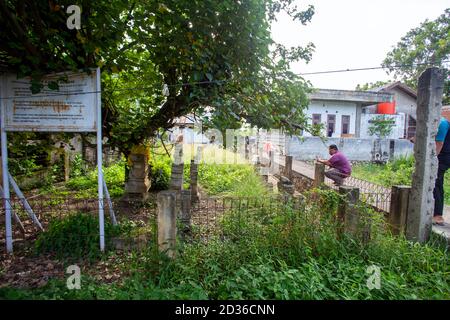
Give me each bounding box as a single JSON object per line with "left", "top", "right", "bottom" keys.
{"left": 2, "top": 71, "right": 98, "bottom": 132}
{"left": 0, "top": 68, "right": 106, "bottom": 254}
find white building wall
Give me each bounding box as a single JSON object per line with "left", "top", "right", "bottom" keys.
{"left": 393, "top": 90, "right": 416, "bottom": 118}
{"left": 304, "top": 100, "right": 357, "bottom": 137}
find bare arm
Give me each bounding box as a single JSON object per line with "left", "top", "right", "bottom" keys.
{"left": 316, "top": 158, "right": 331, "bottom": 166}
{"left": 436, "top": 141, "right": 444, "bottom": 155}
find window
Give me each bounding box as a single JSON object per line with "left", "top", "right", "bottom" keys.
{"left": 327, "top": 115, "right": 336, "bottom": 137}
{"left": 341, "top": 115, "right": 350, "bottom": 135}
{"left": 312, "top": 114, "right": 321, "bottom": 125}
{"left": 407, "top": 115, "right": 416, "bottom": 139}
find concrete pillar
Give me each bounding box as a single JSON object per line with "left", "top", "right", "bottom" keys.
{"left": 157, "top": 191, "right": 177, "bottom": 258}
{"left": 170, "top": 164, "right": 184, "bottom": 191}
{"left": 337, "top": 186, "right": 362, "bottom": 239}
{"left": 355, "top": 103, "right": 362, "bottom": 138}
{"left": 389, "top": 185, "right": 410, "bottom": 236}
{"left": 389, "top": 140, "right": 395, "bottom": 160}
{"left": 285, "top": 155, "right": 293, "bottom": 180}
{"left": 278, "top": 176, "right": 294, "bottom": 195}
{"left": 124, "top": 151, "right": 151, "bottom": 201}
{"left": 190, "top": 159, "right": 199, "bottom": 202}
{"left": 313, "top": 162, "right": 325, "bottom": 188}
{"left": 260, "top": 166, "right": 269, "bottom": 183}
{"left": 180, "top": 189, "right": 192, "bottom": 238}
{"left": 269, "top": 151, "right": 274, "bottom": 172}
{"left": 64, "top": 151, "right": 70, "bottom": 182}
{"left": 245, "top": 136, "right": 250, "bottom": 160}
{"left": 407, "top": 68, "right": 445, "bottom": 243}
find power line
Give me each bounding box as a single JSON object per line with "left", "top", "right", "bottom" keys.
{"left": 298, "top": 61, "right": 449, "bottom": 76}
{"left": 0, "top": 60, "right": 448, "bottom": 100}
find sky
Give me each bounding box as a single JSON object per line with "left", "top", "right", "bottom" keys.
{"left": 271, "top": 0, "right": 450, "bottom": 90}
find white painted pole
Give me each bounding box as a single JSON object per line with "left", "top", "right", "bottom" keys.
{"left": 8, "top": 173, "right": 43, "bottom": 231}
{"left": 0, "top": 185, "right": 26, "bottom": 234}
{"left": 103, "top": 178, "right": 117, "bottom": 225}
{"left": 0, "top": 78, "right": 13, "bottom": 253}
{"left": 96, "top": 68, "right": 105, "bottom": 252}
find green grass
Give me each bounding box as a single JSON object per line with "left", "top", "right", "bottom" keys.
{"left": 65, "top": 160, "right": 126, "bottom": 198}
{"left": 3, "top": 151, "right": 449, "bottom": 300}
{"left": 1, "top": 189, "right": 448, "bottom": 300}
{"left": 352, "top": 156, "right": 450, "bottom": 205}
{"left": 151, "top": 144, "right": 269, "bottom": 197}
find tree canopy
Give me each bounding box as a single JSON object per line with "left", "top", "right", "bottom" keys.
{"left": 382, "top": 8, "right": 449, "bottom": 104}
{"left": 355, "top": 81, "right": 390, "bottom": 91}
{"left": 0, "top": 0, "right": 317, "bottom": 156}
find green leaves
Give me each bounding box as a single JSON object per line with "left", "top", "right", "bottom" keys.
{"left": 382, "top": 8, "right": 450, "bottom": 103}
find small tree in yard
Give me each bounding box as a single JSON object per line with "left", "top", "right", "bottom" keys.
{"left": 368, "top": 115, "right": 395, "bottom": 139}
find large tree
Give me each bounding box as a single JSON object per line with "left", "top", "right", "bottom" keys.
{"left": 382, "top": 8, "right": 450, "bottom": 104}
{"left": 0, "top": 0, "right": 316, "bottom": 180}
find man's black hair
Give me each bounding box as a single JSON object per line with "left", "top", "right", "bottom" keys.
{"left": 329, "top": 144, "right": 338, "bottom": 150}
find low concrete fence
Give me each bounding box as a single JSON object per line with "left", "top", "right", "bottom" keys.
{"left": 286, "top": 136, "right": 413, "bottom": 162}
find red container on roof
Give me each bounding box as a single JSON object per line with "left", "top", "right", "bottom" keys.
{"left": 377, "top": 101, "right": 396, "bottom": 114}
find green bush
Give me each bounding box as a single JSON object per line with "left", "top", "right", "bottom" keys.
{"left": 3, "top": 189, "right": 450, "bottom": 300}
{"left": 66, "top": 161, "right": 126, "bottom": 198}
{"left": 352, "top": 155, "right": 450, "bottom": 205}
{"left": 69, "top": 154, "right": 88, "bottom": 179}
{"left": 352, "top": 156, "right": 414, "bottom": 186}
{"left": 35, "top": 213, "right": 120, "bottom": 259}
{"left": 149, "top": 152, "right": 172, "bottom": 191}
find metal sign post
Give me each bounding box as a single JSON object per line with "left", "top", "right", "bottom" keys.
{"left": 0, "top": 68, "right": 109, "bottom": 253}
{"left": 96, "top": 67, "right": 105, "bottom": 251}
{"left": 0, "top": 76, "right": 13, "bottom": 252}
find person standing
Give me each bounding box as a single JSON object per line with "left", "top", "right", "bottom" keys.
{"left": 316, "top": 144, "right": 352, "bottom": 186}
{"left": 433, "top": 117, "right": 450, "bottom": 226}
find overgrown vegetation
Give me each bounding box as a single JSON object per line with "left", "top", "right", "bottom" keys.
{"left": 2, "top": 188, "right": 449, "bottom": 300}
{"left": 2, "top": 147, "right": 449, "bottom": 300}
{"left": 65, "top": 160, "right": 126, "bottom": 198}
{"left": 149, "top": 145, "right": 269, "bottom": 197}
{"left": 34, "top": 214, "right": 122, "bottom": 260}
{"left": 352, "top": 156, "right": 450, "bottom": 205}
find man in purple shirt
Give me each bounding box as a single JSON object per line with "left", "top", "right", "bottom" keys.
{"left": 316, "top": 144, "right": 352, "bottom": 186}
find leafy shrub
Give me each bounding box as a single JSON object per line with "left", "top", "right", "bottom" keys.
{"left": 352, "top": 156, "right": 414, "bottom": 186}
{"left": 149, "top": 152, "right": 172, "bottom": 191}
{"left": 4, "top": 189, "right": 450, "bottom": 300}
{"left": 353, "top": 155, "right": 450, "bottom": 205}
{"left": 9, "top": 158, "right": 42, "bottom": 176}
{"left": 66, "top": 161, "right": 125, "bottom": 198}
{"left": 69, "top": 154, "right": 87, "bottom": 179}
{"left": 35, "top": 213, "right": 120, "bottom": 259}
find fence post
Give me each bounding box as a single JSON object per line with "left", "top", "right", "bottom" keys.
{"left": 278, "top": 176, "right": 294, "bottom": 196}
{"left": 157, "top": 190, "right": 177, "bottom": 258}
{"left": 407, "top": 67, "right": 445, "bottom": 243}
{"left": 269, "top": 151, "right": 274, "bottom": 172}
{"left": 389, "top": 185, "right": 410, "bottom": 236}
{"left": 285, "top": 155, "right": 293, "bottom": 180}
{"left": 190, "top": 159, "right": 199, "bottom": 202}
{"left": 259, "top": 166, "right": 273, "bottom": 191}
{"left": 314, "top": 162, "right": 325, "bottom": 188}
{"left": 64, "top": 150, "right": 70, "bottom": 182}
{"left": 180, "top": 189, "right": 192, "bottom": 238}
{"left": 337, "top": 186, "right": 360, "bottom": 238}
{"left": 245, "top": 136, "right": 250, "bottom": 160}
{"left": 170, "top": 164, "right": 184, "bottom": 191}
